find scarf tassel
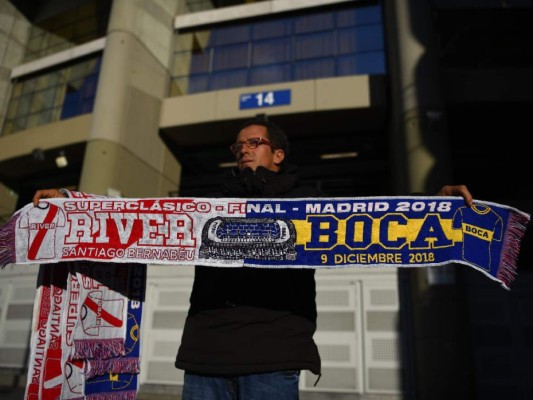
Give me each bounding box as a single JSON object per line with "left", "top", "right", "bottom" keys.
{"left": 497, "top": 211, "right": 530, "bottom": 289}
{"left": 85, "top": 391, "right": 137, "bottom": 400}
{"left": 85, "top": 358, "right": 141, "bottom": 379}
{"left": 73, "top": 338, "right": 126, "bottom": 360}
{"left": 0, "top": 213, "right": 20, "bottom": 269}
{"left": 0, "top": 212, "right": 18, "bottom": 268}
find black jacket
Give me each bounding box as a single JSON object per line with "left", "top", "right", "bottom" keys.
{"left": 175, "top": 165, "right": 322, "bottom": 376}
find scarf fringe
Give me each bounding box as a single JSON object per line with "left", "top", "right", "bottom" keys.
{"left": 85, "top": 390, "right": 137, "bottom": 400}
{"left": 73, "top": 338, "right": 126, "bottom": 360}
{"left": 0, "top": 212, "right": 18, "bottom": 268}
{"left": 85, "top": 358, "right": 140, "bottom": 379}
{"left": 497, "top": 211, "right": 531, "bottom": 289}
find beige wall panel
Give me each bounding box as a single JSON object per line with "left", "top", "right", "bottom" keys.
{"left": 120, "top": 86, "right": 178, "bottom": 175}
{"left": 161, "top": 76, "right": 374, "bottom": 128}
{"left": 91, "top": 32, "right": 168, "bottom": 143}
{"left": 88, "top": 14, "right": 175, "bottom": 184}
{"left": 162, "top": 146, "right": 180, "bottom": 186}
{"left": 80, "top": 139, "right": 179, "bottom": 198}
{"left": 126, "top": 36, "right": 169, "bottom": 100}
{"left": 272, "top": 0, "right": 352, "bottom": 14}
{"left": 89, "top": 34, "right": 131, "bottom": 142}
{"left": 160, "top": 92, "right": 218, "bottom": 127}
{"left": 109, "top": 0, "right": 178, "bottom": 70}
{"left": 175, "top": 0, "right": 351, "bottom": 29}
{"left": 316, "top": 76, "right": 371, "bottom": 110}
{"left": 0, "top": 181, "right": 16, "bottom": 219}
{"left": 175, "top": 2, "right": 270, "bottom": 28}
{"left": 0, "top": 114, "right": 92, "bottom": 161}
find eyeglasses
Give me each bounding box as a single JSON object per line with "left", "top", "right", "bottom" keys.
{"left": 229, "top": 137, "right": 275, "bottom": 155}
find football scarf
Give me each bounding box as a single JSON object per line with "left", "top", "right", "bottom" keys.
{"left": 24, "top": 262, "right": 145, "bottom": 400}
{"left": 0, "top": 196, "right": 530, "bottom": 290}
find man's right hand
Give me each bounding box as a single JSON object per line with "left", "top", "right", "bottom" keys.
{"left": 32, "top": 189, "right": 66, "bottom": 207}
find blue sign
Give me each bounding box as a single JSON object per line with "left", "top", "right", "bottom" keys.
{"left": 239, "top": 89, "right": 291, "bottom": 110}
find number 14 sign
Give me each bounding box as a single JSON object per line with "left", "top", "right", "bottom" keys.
{"left": 239, "top": 89, "right": 291, "bottom": 110}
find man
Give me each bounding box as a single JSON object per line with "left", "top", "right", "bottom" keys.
{"left": 33, "top": 117, "right": 473, "bottom": 400}
{"left": 175, "top": 118, "right": 326, "bottom": 400}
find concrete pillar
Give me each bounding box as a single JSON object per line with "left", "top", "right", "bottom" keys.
{"left": 383, "top": 0, "right": 473, "bottom": 399}
{"left": 385, "top": 0, "right": 453, "bottom": 195}
{"left": 79, "top": 0, "right": 180, "bottom": 197}
{"left": 0, "top": 0, "right": 30, "bottom": 217}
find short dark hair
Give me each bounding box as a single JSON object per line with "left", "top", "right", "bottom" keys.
{"left": 239, "top": 116, "right": 290, "bottom": 160}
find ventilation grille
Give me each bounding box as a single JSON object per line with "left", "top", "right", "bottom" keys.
{"left": 371, "top": 338, "right": 399, "bottom": 361}
{"left": 318, "top": 344, "right": 351, "bottom": 362}
{"left": 369, "top": 289, "right": 397, "bottom": 306}
{"left": 0, "top": 280, "right": 37, "bottom": 369}
{"left": 6, "top": 327, "right": 31, "bottom": 344}
{"left": 317, "top": 289, "right": 350, "bottom": 307}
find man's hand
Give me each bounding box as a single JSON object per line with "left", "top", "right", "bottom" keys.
{"left": 32, "top": 189, "right": 66, "bottom": 207}
{"left": 436, "top": 184, "right": 473, "bottom": 207}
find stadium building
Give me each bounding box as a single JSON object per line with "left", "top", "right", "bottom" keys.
{"left": 0, "top": 0, "right": 532, "bottom": 398}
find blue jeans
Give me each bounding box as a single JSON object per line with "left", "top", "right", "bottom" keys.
{"left": 182, "top": 370, "right": 300, "bottom": 400}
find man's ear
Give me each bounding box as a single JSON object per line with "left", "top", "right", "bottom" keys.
{"left": 273, "top": 149, "right": 285, "bottom": 165}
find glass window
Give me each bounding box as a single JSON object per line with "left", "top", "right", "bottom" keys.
{"left": 212, "top": 25, "right": 251, "bottom": 45}
{"left": 30, "top": 92, "right": 44, "bottom": 113}
{"left": 294, "top": 12, "right": 334, "bottom": 34}
{"left": 22, "top": 79, "right": 37, "bottom": 95}
{"left": 336, "top": 6, "right": 382, "bottom": 28}
{"left": 252, "top": 38, "right": 291, "bottom": 66}
{"left": 26, "top": 112, "right": 43, "bottom": 130}
{"left": 209, "top": 69, "right": 248, "bottom": 91}
{"left": 83, "top": 75, "right": 98, "bottom": 98}
{"left": 171, "top": 1, "right": 385, "bottom": 95}
{"left": 12, "top": 117, "right": 27, "bottom": 132}
{"left": 41, "top": 87, "right": 58, "bottom": 105}
{"left": 212, "top": 43, "right": 249, "bottom": 71}
{"left": 294, "top": 59, "right": 336, "bottom": 80}
{"left": 294, "top": 31, "right": 335, "bottom": 61}
{"left": 252, "top": 19, "right": 292, "bottom": 40}
{"left": 80, "top": 99, "right": 94, "bottom": 114}
{"left": 190, "top": 50, "right": 212, "bottom": 74}
{"left": 70, "top": 63, "right": 89, "bottom": 80}
{"left": 23, "top": 0, "right": 111, "bottom": 62}
{"left": 188, "top": 74, "right": 210, "bottom": 93}
{"left": 41, "top": 109, "right": 55, "bottom": 125}
{"left": 17, "top": 95, "right": 31, "bottom": 116}
{"left": 338, "top": 25, "right": 384, "bottom": 54}
{"left": 338, "top": 52, "right": 386, "bottom": 75}
{"left": 1, "top": 54, "right": 102, "bottom": 136}
{"left": 250, "top": 64, "right": 291, "bottom": 85}
{"left": 6, "top": 100, "right": 18, "bottom": 119}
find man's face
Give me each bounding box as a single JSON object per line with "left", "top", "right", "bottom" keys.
{"left": 234, "top": 124, "right": 285, "bottom": 172}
